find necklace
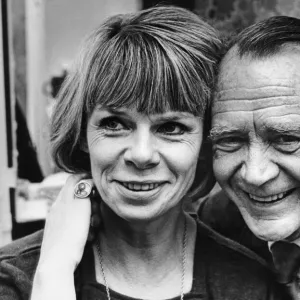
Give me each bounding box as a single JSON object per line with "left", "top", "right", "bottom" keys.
{"left": 95, "top": 217, "right": 187, "bottom": 300}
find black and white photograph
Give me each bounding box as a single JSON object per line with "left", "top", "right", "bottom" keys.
{"left": 0, "top": 0, "right": 300, "bottom": 299}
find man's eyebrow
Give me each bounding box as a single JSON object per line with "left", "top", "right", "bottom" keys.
{"left": 209, "top": 126, "right": 246, "bottom": 140}
{"left": 263, "top": 124, "right": 300, "bottom": 134}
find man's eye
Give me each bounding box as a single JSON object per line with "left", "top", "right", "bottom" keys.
{"left": 273, "top": 135, "right": 300, "bottom": 153}
{"left": 213, "top": 136, "right": 244, "bottom": 152}
{"left": 99, "top": 117, "right": 127, "bottom": 131}
{"left": 216, "top": 136, "right": 243, "bottom": 145}
{"left": 157, "top": 122, "right": 186, "bottom": 135}
{"left": 275, "top": 135, "right": 299, "bottom": 144}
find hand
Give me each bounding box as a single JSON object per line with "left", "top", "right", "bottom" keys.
{"left": 37, "top": 174, "right": 93, "bottom": 272}
{"left": 31, "top": 175, "right": 93, "bottom": 300}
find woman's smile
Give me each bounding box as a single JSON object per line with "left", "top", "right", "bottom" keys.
{"left": 87, "top": 106, "right": 203, "bottom": 220}
{"left": 118, "top": 181, "right": 165, "bottom": 192}
{"left": 115, "top": 180, "right": 166, "bottom": 203}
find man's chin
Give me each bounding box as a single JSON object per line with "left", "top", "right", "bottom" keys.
{"left": 253, "top": 229, "right": 287, "bottom": 242}
{"left": 244, "top": 217, "right": 300, "bottom": 242}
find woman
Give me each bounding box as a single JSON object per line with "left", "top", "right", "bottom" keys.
{"left": 0, "top": 6, "right": 282, "bottom": 300}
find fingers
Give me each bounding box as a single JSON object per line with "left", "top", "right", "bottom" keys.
{"left": 40, "top": 174, "right": 94, "bottom": 270}
{"left": 50, "top": 174, "right": 103, "bottom": 243}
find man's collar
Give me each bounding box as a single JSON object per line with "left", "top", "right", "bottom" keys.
{"left": 268, "top": 237, "right": 300, "bottom": 251}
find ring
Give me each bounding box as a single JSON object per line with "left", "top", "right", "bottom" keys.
{"left": 74, "top": 181, "right": 92, "bottom": 198}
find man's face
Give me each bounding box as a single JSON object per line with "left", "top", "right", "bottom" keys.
{"left": 211, "top": 46, "right": 300, "bottom": 242}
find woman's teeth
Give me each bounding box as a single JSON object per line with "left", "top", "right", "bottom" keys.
{"left": 248, "top": 191, "right": 288, "bottom": 202}
{"left": 121, "top": 182, "right": 160, "bottom": 191}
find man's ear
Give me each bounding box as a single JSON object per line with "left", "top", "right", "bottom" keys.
{"left": 80, "top": 138, "right": 89, "bottom": 153}
{"left": 187, "top": 139, "right": 216, "bottom": 200}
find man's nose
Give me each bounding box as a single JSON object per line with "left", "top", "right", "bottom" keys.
{"left": 123, "top": 130, "right": 160, "bottom": 169}
{"left": 240, "top": 146, "right": 279, "bottom": 187}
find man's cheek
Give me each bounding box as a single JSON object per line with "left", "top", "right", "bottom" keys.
{"left": 213, "top": 157, "right": 232, "bottom": 183}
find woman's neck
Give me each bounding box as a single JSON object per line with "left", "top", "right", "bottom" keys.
{"left": 100, "top": 203, "right": 184, "bottom": 250}
{"left": 93, "top": 204, "right": 197, "bottom": 299}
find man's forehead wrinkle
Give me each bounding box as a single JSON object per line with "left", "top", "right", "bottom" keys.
{"left": 215, "top": 86, "right": 296, "bottom": 101}
{"left": 213, "top": 97, "right": 300, "bottom": 113}
{"left": 218, "top": 76, "right": 295, "bottom": 86}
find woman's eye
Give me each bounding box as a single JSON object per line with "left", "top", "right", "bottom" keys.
{"left": 157, "top": 122, "right": 186, "bottom": 135}
{"left": 99, "top": 117, "right": 127, "bottom": 131}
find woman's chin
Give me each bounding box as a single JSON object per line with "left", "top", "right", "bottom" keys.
{"left": 100, "top": 184, "right": 180, "bottom": 222}
{"left": 102, "top": 198, "right": 179, "bottom": 225}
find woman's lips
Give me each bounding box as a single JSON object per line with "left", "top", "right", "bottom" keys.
{"left": 247, "top": 188, "right": 296, "bottom": 203}
{"left": 118, "top": 181, "right": 164, "bottom": 192}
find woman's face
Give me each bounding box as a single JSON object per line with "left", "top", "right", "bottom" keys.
{"left": 86, "top": 106, "right": 203, "bottom": 221}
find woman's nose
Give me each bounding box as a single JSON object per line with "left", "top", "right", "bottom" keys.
{"left": 240, "top": 146, "right": 279, "bottom": 187}
{"left": 123, "top": 131, "right": 160, "bottom": 169}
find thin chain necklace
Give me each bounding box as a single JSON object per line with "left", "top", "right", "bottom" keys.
{"left": 95, "top": 218, "right": 187, "bottom": 300}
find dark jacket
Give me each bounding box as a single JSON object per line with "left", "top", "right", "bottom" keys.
{"left": 0, "top": 219, "right": 286, "bottom": 300}
{"left": 198, "top": 189, "right": 272, "bottom": 263}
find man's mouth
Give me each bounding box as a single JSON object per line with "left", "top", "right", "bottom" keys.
{"left": 247, "top": 188, "right": 296, "bottom": 203}
{"left": 119, "top": 182, "right": 163, "bottom": 192}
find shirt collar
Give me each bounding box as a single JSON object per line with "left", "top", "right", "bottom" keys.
{"left": 268, "top": 237, "right": 300, "bottom": 251}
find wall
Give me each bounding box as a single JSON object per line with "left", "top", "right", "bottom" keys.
{"left": 45, "top": 0, "right": 141, "bottom": 78}
{"left": 11, "top": 0, "right": 26, "bottom": 113}
{"left": 195, "top": 0, "right": 300, "bottom": 36}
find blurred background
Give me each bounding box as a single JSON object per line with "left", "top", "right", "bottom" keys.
{"left": 0, "top": 0, "right": 299, "bottom": 247}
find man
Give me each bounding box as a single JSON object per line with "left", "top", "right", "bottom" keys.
{"left": 199, "top": 15, "right": 300, "bottom": 299}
